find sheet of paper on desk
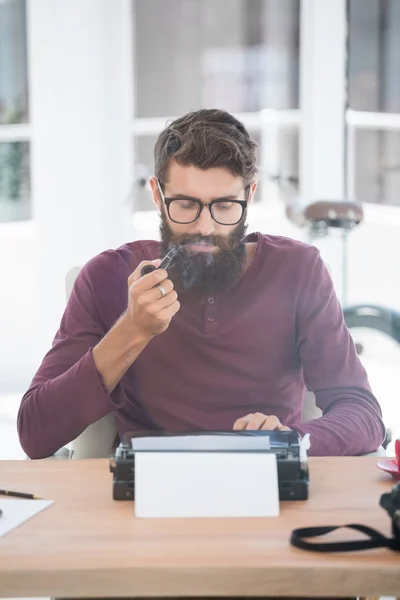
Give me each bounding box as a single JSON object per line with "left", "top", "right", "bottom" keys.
{"left": 0, "top": 499, "right": 54, "bottom": 538}
{"left": 131, "top": 434, "right": 271, "bottom": 452}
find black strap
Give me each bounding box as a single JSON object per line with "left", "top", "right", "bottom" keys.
{"left": 291, "top": 523, "right": 400, "bottom": 552}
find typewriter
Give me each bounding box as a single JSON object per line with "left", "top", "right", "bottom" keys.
{"left": 110, "top": 430, "right": 309, "bottom": 501}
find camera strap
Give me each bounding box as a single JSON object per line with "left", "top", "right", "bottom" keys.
{"left": 291, "top": 523, "right": 400, "bottom": 553}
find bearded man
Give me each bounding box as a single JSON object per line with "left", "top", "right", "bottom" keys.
{"left": 18, "top": 109, "right": 384, "bottom": 459}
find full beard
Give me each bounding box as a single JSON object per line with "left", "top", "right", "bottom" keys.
{"left": 159, "top": 211, "right": 248, "bottom": 295}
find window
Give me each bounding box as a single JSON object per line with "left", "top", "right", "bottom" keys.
{"left": 132, "top": 0, "right": 300, "bottom": 211}
{"left": 133, "top": 0, "right": 299, "bottom": 118}
{"left": 348, "top": 0, "right": 400, "bottom": 113}
{"left": 0, "top": 141, "right": 30, "bottom": 222}
{"left": 0, "top": 0, "right": 30, "bottom": 222}
{"left": 352, "top": 130, "right": 400, "bottom": 205}
{"left": 347, "top": 0, "right": 400, "bottom": 205}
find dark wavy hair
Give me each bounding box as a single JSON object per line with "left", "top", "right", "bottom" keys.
{"left": 154, "top": 109, "right": 258, "bottom": 186}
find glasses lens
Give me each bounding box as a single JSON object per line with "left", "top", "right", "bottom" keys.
{"left": 211, "top": 201, "right": 243, "bottom": 225}
{"left": 168, "top": 199, "right": 200, "bottom": 223}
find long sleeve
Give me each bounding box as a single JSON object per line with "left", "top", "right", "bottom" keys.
{"left": 18, "top": 255, "right": 125, "bottom": 459}
{"left": 292, "top": 248, "right": 385, "bottom": 456}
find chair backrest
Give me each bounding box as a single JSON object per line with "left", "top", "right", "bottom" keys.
{"left": 65, "top": 268, "right": 322, "bottom": 459}
{"left": 302, "top": 390, "right": 322, "bottom": 421}
{"left": 66, "top": 267, "right": 117, "bottom": 459}
{"left": 65, "top": 266, "right": 81, "bottom": 301}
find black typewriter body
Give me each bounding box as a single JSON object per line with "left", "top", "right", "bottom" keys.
{"left": 110, "top": 430, "right": 309, "bottom": 502}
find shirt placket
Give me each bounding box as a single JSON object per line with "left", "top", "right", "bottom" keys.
{"left": 203, "top": 294, "right": 219, "bottom": 334}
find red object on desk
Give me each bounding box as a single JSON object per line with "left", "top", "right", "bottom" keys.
{"left": 376, "top": 438, "right": 400, "bottom": 480}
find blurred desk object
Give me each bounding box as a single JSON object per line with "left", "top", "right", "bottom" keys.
{"left": 0, "top": 457, "right": 399, "bottom": 599}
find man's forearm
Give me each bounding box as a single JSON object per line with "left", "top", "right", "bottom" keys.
{"left": 92, "top": 313, "right": 151, "bottom": 393}
{"left": 18, "top": 315, "right": 151, "bottom": 460}
{"left": 292, "top": 398, "right": 385, "bottom": 456}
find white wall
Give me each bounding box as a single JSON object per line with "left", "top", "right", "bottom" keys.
{"left": 0, "top": 222, "right": 39, "bottom": 390}
{"left": 27, "top": 0, "right": 135, "bottom": 362}
{"left": 0, "top": 0, "right": 135, "bottom": 391}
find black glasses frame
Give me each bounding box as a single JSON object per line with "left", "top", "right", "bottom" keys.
{"left": 156, "top": 178, "right": 249, "bottom": 226}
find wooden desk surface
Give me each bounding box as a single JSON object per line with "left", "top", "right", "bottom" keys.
{"left": 0, "top": 457, "right": 399, "bottom": 598}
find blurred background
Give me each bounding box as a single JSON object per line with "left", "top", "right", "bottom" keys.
{"left": 0, "top": 0, "right": 399, "bottom": 458}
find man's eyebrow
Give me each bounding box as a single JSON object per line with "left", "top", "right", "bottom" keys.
{"left": 166, "top": 192, "right": 242, "bottom": 201}
{"left": 167, "top": 193, "right": 201, "bottom": 201}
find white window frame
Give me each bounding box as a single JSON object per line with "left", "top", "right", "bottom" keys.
{"left": 346, "top": 109, "right": 400, "bottom": 201}
{"left": 0, "top": 124, "right": 30, "bottom": 143}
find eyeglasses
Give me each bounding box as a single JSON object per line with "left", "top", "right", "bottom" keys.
{"left": 156, "top": 179, "right": 248, "bottom": 226}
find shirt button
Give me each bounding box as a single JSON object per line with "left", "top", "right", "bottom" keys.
{"left": 208, "top": 297, "right": 215, "bottom": 304}
{"left": 208, "top": 316, "right": 215, "bottom": 322}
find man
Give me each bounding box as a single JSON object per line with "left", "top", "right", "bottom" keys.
{"left": 18, "top": 109, "right": 385, "bottom": 459}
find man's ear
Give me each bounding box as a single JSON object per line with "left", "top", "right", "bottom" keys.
{"left": 247, "top": 180, "right": 258, "bottom": 206}
{"left": 149, "top": 177, "right": 162, "bottom": 211}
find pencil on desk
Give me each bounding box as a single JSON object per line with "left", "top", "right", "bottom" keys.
{"left": 0, "top": 489, "right": 42, "bottom": 500}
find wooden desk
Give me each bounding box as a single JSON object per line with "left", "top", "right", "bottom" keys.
{"left": 0, "top": 457, "right": 399, "bottom": 599}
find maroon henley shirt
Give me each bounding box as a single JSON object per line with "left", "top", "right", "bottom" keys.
{"left": 18, "top": 232, "right": 385, "bottom": 459}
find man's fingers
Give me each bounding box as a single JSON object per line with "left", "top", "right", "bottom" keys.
{"left": 245, "top": 413, "right": 268, "bottom": 430}
{"left": 136, "top": 280, "right": 175, "bottom": 307}
{"left": 233, "top": 414, "right": 253, "bottom": 431}
{"left": 146, "top": 290, "right": 178, "bottom": 314}
{"left": 233, "top": 413, "right": 289, "bottom": 432}
{"left": 157, "top": 300, "right": 181, "bottom": 321}
{"left": 260, "top": 415, "right": 281, "bottom": 430}
{"left": 129, "top": 268, "right": 169, "bottom": 295}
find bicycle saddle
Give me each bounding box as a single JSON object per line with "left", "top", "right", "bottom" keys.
{"left": 305, "top": 200, "right": 363, "bottom": 228}
{"left": 286, "top": 199, "right": 363, "bottom": 229}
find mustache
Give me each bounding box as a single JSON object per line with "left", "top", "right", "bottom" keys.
{"left": 167, "top": 233, "right": 242, "bottom": 252}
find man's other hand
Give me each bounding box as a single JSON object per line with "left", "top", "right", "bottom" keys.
{"left": 233, "top": 413, "right": 290, "bottom": 431}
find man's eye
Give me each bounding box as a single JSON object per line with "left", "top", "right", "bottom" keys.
{"left": 176, "top": 200, "right": 197, "bottom": 209}
{"left": 215, "top": 202, "right": 234, "bottom": 210}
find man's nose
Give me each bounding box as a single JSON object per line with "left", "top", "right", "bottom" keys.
{"left": 193, "top": 206, "right": 215, "bottom": 237}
